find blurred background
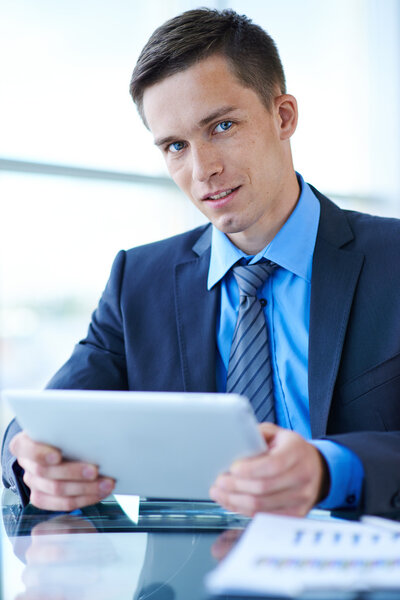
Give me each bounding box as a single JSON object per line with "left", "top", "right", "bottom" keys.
{"left": 1, "top": 0, "right": 400, "bottom": 411}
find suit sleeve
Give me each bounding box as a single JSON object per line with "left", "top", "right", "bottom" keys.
{"left": 325, "top": 431, "right": 400, "bottom": 516}
{"left": 1, "top": 250, "right": 129, "bottom": 505}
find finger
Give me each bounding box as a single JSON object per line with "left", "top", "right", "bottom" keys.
{"left": 29, "top": 488, "right": 111, "bottom": 512}
{"left": 213, "top": 469, "right": 295, "bottom": 497}
{"left": 217, "top": 446, "right": 325, "bottom": 511}
{"left": 211, "top": 449, "right": 323, "bottom": 517}
{"left": 10, "top": 431, "right": 62, "bottom": 466}
{"left": 258, "top": 422, "right": 280, "bottom": 441}
{"left": 210, "top": 530, "right": 243, "bottom": 560}
{"left": 230, "top": 450, "right": 291, "bottom": 480}
{"left": 31, "top": 516, "right": 97, "bottom": 536}
{"left": 231, "top": 430, "right": 305, "bottom": 479}
{"left": 23, "top": 470, "right": 114, "bottom": 499}
{"left": 25, "top": 541, "right": 66, "bottom": 564}
{"left": 210, "top": 486, "right": 258, "bottom": 515}
{"left": 22, "top": 563, "right": 100, "bottom": 587}
{"left": 210, "top": 484, "right": 311, "bottom": 517}
{"left": 228, "top": 424, "right": 279, "bottom": 474}
{"left": 210, "top": 473, "right": 293, "bottom": 510}
{"left": 18, "top": 457, "right": 99, "bottom": 481}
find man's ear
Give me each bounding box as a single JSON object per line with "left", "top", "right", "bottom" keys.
{"left": 274, "top": 94, "right": 298, "bottom": 140}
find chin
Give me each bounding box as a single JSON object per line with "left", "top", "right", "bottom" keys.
{"left": 211, "top": 215, "right": 243, "bottom": 234}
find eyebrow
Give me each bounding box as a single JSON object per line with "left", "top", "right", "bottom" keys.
{"left": 154, "top": 105, "right": 238, "bottom": 147}
{"left": 198, "top": 105, "right": 237, "bottom": 127}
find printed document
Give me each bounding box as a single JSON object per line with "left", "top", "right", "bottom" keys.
{"left": 205, "top": 513, "right": 400, "bottom": 596}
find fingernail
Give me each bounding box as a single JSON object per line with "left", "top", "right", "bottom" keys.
{"left": 230, "top": 461, "right": 242, "bottom": 474}
{"left": 45, "top": 452, "right": 59, "bottom": 465}
{"left": 82, "top": 466, "right": 97, "bottom": 479}
{"left": 99, "top": 479, "right": 114, "bottom": 494}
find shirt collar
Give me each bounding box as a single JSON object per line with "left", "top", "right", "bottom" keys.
{"left": 207, "top": 173, "right": 320, "bottom": 290}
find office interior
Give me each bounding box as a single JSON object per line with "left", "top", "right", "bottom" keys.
{"left": 1, "top": 0, "right": 400, "bottom": 596}
{"left": 1, "top": 0, "right": 400, "bottom": 398}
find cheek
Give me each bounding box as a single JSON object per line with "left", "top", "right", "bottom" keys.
{"left": 168, "top": 161, "right": 193, "bottom": 195}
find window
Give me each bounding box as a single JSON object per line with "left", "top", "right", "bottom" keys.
{"left": 1, "top": 0, "right": 399, "bottom": 411}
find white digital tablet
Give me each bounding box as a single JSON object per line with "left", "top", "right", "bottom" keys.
{"left": 4, "top": 390, "right": 267, "bottom": 500}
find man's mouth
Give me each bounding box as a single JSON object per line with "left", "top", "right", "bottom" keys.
{"left": 204, "top": 186, "right": 240, "bottom": 201}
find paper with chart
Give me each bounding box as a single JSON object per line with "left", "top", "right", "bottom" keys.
{"left": 205, "top": 513, "right": 400, "bottom": 596}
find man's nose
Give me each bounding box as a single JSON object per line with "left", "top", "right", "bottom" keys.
{"left": 191, "top": 142, "right": 223, "bottom": 182}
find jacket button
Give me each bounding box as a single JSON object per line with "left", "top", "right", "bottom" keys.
{"left": 391, "top": 492, "right": 400, "bottom": 508}
{"left": 346, "top": 494, "right": 356, "bottom": 505}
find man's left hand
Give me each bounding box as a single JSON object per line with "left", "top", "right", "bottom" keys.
{"left": 209, "top": 423, "right": 329, "bottom": 517}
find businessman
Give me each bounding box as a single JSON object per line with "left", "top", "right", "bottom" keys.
{"left": 3, "top": 8, "right": 400, "bottom": 517}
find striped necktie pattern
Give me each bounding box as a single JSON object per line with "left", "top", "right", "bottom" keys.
{"left": 226, "top": 261, "right": 277, "bottom": 422}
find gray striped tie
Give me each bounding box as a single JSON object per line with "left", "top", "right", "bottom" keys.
{"left": 226, "top": 262, "right": 276, "bottom": 423}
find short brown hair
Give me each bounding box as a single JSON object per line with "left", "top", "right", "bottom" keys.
{"left": 130, "top": 8, "right": 286, "bottom": 124}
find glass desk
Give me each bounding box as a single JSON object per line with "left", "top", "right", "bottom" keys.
{"left": 2, "top": 488, "right": 400, "bottom": 600}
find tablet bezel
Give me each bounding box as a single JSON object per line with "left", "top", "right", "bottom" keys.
{"left": 4, "top": 389, "right": 267, "bottom": 500}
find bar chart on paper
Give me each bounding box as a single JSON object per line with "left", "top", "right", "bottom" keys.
{"left": 206, "top": 513, "right": 400, "bottom": 596}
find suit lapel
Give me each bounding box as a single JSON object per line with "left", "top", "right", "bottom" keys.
{"left": 173, "top": 194, "right": 364, "bottom": 426}
{"left": 308, "top": 192, "right": 364, "bottom": 437}
{"left": 174, "top": 226, "right": 219, "bottom": 392}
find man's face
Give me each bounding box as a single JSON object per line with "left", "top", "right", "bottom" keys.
{"left": 142, "top": 54, "right": 298, "bottom": 253}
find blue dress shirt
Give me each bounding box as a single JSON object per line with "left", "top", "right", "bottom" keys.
{"left": 207, "top": 173, "right": 364, "bottom": 510}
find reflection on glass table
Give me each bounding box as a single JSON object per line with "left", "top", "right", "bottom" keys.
{"left": 2, "top": 489, "right": 248, "bottom": 600}
{"left": 2, "top": 489, "right": 400, "bottom": 600}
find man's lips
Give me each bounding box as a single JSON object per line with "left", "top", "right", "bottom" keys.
{"left": 201, "top": 186, "right": 241, "bottom": 202}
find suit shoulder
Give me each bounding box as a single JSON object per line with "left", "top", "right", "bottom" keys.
{"left": 344, "top": 208, "right": 400, "bottom": 247}
{"left": 312, "top": 184, "right": 400, "bottom": 233}
{"left": 312, "top": 185, "right": 400, "bottom": 250}
{"left": 344, "top": 207, "right": 400, "bottom": 229}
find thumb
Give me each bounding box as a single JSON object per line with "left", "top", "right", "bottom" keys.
{"left": 258, "top": 422, "right": 281, "bottom": 443}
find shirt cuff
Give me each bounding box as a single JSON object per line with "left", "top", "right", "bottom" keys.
{"left": 310, "top": 439, "right": 364, "bottom": 510}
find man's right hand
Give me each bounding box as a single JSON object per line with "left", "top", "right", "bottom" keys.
{"left": 9, "top": 431, "right": 115, "bottom": 511}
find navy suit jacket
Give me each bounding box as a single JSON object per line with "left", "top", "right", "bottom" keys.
{"left": 3, "top": 188, "right": 400, "bottom": 514}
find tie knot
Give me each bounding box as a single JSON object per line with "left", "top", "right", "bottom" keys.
{"left": 232, "top": 261, "right": 276, "bottom": 297}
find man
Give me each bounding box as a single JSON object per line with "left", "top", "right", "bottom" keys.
{"left": 3, "top": 8, "right": 400, "bottom": 517}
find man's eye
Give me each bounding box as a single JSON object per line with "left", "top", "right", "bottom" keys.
{"left": 214, "top": 120, "right": 233, "bottom": 133}
{"left": 168, "top": 141, "right": 185, "bottom": 153}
